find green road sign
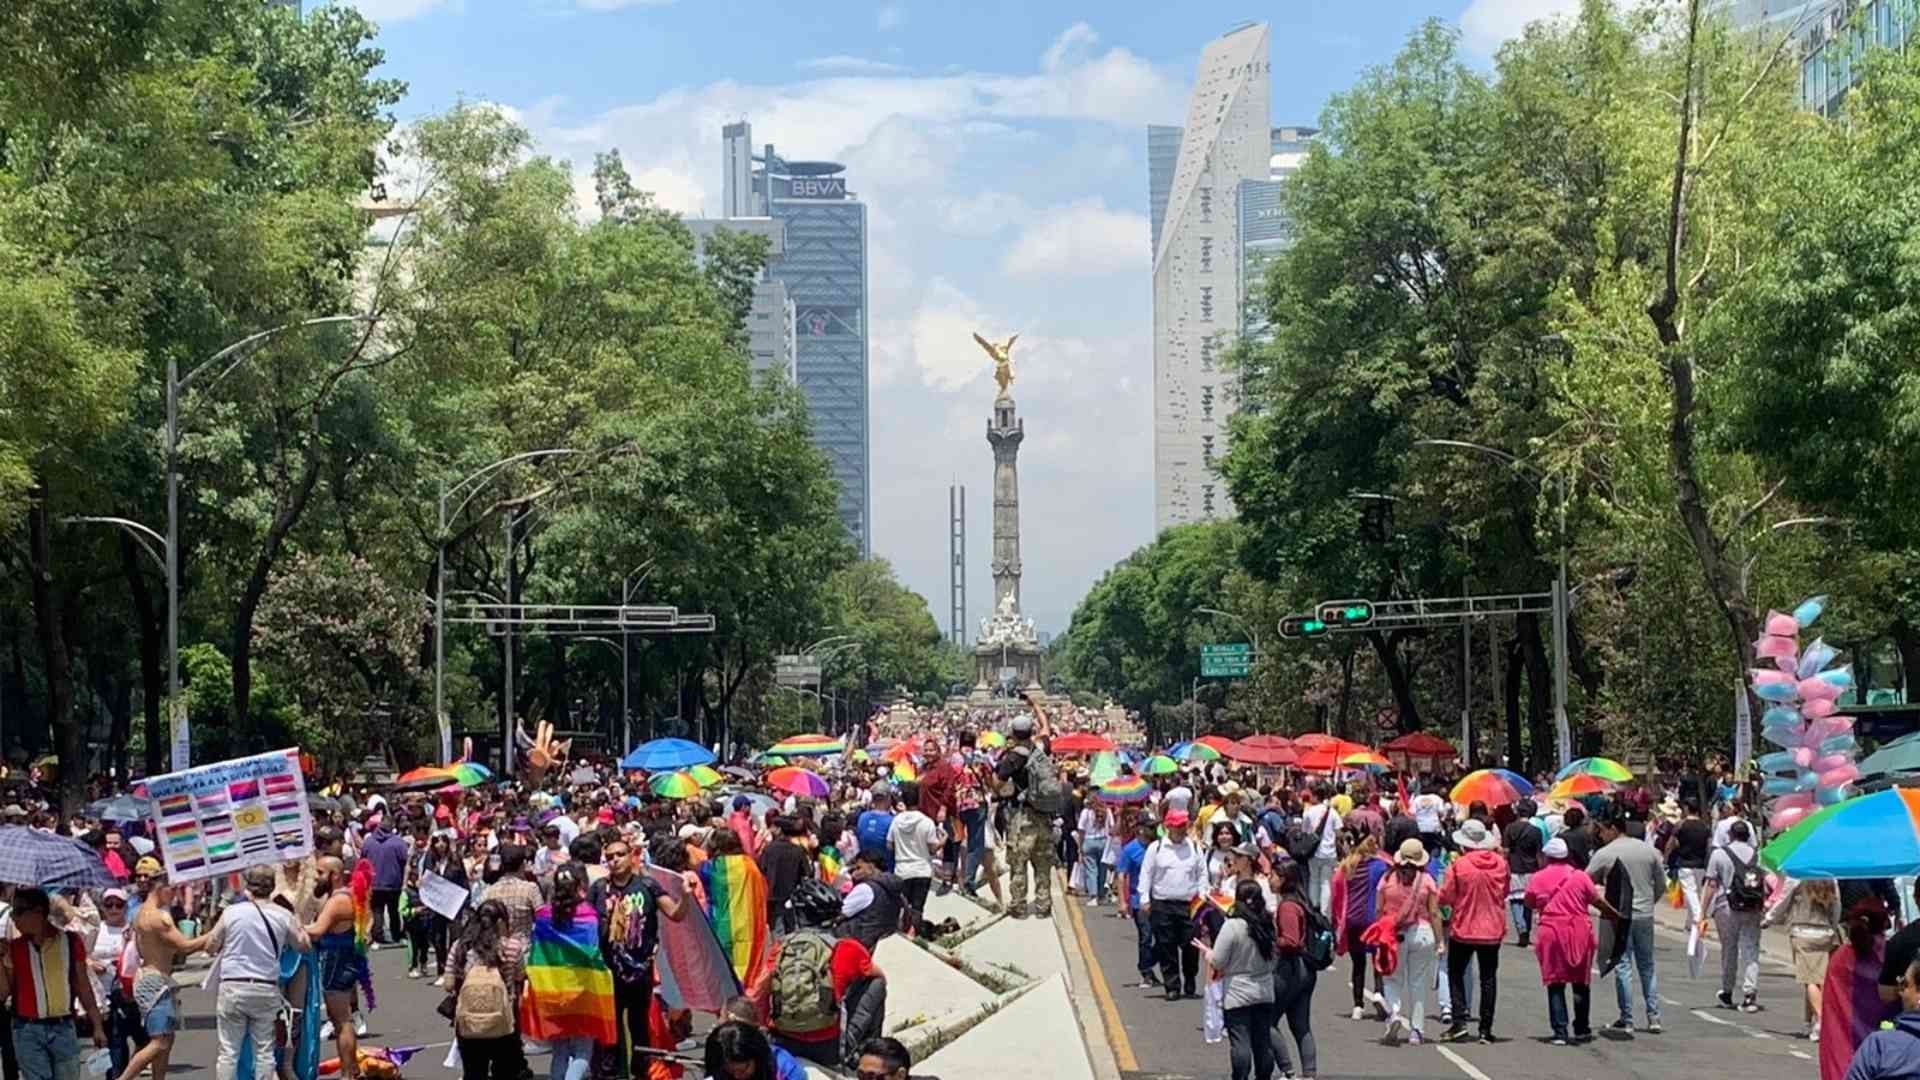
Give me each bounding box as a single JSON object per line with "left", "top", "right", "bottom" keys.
{"left": 1200, "top": 642, "right": 1253, "bottom": 677}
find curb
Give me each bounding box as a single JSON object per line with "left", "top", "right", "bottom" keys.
{"left": 1053, "top": 869, "right": 1127, "bottom": 1080}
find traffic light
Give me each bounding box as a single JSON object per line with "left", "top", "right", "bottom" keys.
{"left": 1317, "top": 599, "right": 1376, "bottom": 629}
{"left": 1278, "top": 614, "right": 1329, "bottom": 640}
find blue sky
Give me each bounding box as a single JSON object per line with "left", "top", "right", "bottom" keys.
{"left": 342, "top": 0, "right": 1579, "bottom": 636}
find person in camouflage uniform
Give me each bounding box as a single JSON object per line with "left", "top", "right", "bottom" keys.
{"left": 994, "top": 716, "right": 1057, "bottom": 918}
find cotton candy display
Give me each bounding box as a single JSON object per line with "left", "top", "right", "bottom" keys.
{"left": 1754, "top": 595, "right": 1861, "bottom": 833}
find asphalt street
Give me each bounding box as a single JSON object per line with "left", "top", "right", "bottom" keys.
{"left": 1068, "top": 896, "right": 1823, "bottom": 1080}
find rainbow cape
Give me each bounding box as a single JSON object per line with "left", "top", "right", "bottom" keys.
{"left": 699, "top": 854, "right": 770, "bottom": 986}
{"left": 519, "top": 903, "right": 617, "bottom": 1045}
{"left": 347, "top": 859, "right": 376, "bottom": 1007}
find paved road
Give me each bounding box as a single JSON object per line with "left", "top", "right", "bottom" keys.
{"left": 1067, "top": 898, "right": 1822, "bottom": 1080}
{"left": 165, "top": 944, "right": 469, "bottom": 1077}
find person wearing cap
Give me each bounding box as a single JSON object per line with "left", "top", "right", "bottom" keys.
{"left": 204, "top": 866, "right": 311, "bottom": 1080}
{"left": 1375, "top": 838, "right": 1442, "bottom": 1046}
{"left": 1141, "top": 809, "right": 1206, "bottom": 1000}
{"left": 1525, "top": 836, "right": 1624, "bottom": 1045}
{"left": 992, "top": 715, "right": 1059, "bottom": 920}
{"left": 1438, "top": 819, "right": 1509, "bottom": 1043}
{"left": 88, "top": 888, "right": 139, "bottom": 1078}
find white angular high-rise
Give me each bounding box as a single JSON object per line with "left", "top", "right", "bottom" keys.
{"left": 1152, "top": 22, "right": 1272, "bottom": 531}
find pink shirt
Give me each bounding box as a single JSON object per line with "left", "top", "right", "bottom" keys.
{"left": 1439, "top": 850, "right": 1511, "bottom": 944}
{"left": 1376, "top": 867, "right": 1438, "bottom": 931}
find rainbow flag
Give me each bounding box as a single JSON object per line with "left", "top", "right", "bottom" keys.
{"left": 519, "top": 903, "right": 617, "bottom": 1044}
{"left": 818, "top": 845, "right": 846, "bottom": 890}
{"left": 346, "top": 859, "right": 377, "bottom": 1007}
{"left": 699, "top": 854, "right": 770, "bottom": 986}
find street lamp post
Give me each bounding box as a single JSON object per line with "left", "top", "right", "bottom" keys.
{"left": 619, "top": 561, "right": 656, "bottom": 757}
{"left": 167, "top": 314, "right": 375, "bottom": 771}
{"left": 434, "top": 448, "right": 579, "bottom": 766}
{"left": 1413, "top": 439, "right": 1571, "bottom": 767}
{"left": 1196, "top": 606, "right": 1260, "bottom": 654}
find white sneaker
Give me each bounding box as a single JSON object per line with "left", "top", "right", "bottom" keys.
{"left": 353, "top": 1013, "right": 368, "bottom": 1037}
{"left": 1350, "top": 1006, "right": 1366, "bottom": 1021}
{"left": 320, "top": 1021, "right": 335, "bottom": 1040}
{"left": 1086, "top": 898, "right": 1100, "bottom": 907}
{"left": 1384, "top": 1016, "right": 1408, "bottom": 1046}
{"left": 1367, "top": 991, "right": 1390, "bottom": 1021}
{"left": 1809, "top": 1025, "right": 1821, "bottom": 1043}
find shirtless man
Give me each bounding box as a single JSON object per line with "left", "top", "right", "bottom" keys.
{"left": 113, "top": 867, "right": 208, "bottom": 1080}
{"left": 304, "top": 858, "right": 364, "bottom": 1080}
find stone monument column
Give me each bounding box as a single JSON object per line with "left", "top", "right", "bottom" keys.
{"left": 987, "top": 393, "right": 1023, "bottom": 612}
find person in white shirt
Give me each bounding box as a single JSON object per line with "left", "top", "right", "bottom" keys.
{"left": 888, "top": 781, "right": 944, "bottom": 931}
{"left": 206, "top": 866, "right": 312, "bottom": 1080}
{"left": 1077, "top": 802, "right": 1113, "bottom": 907}
{"left": 1302, "top": 784, "right": 1343, "bottom": 915}
{"left": 1143, "top": 809, "right": 1207, "bottom": 1000}
{"left": 90, "top": 889, "right": 133, "bottom": 1076}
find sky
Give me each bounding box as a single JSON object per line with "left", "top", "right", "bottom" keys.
{"left": 336, "top": 0, "right": 1583, "bottom": 638}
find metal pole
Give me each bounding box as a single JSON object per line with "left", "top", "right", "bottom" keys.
{"left": 434, "top": 482, "right": 449, "bottom": 764}
{"left": 503, "top": 509, "right": 516, "bottom": 775}
{"left": 166, "top": 358, "right": 185, "bottom": 772}
{"left": 1553, "top": 473, "right": 1571, "bottom": 768}
{"left": 1461, "top": 619, "right": 1472, "bottom": 765}
{"left": 621, "top": 632, "right": 631, "bottom": 756}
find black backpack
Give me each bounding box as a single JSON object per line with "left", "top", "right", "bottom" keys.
{"left": 1726, "top": 850, "right": 1766, "bottom": 912}
{"left": 1285, "top": 806, "right": 1334, "bottom": 865}
{"left": 1296, "top": 898, "right": 1336, "bottom": 972}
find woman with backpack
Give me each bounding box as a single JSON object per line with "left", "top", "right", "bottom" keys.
{"left": 521, "top": 864, "right": 617, "bottom": 1080}
{"left": 446, "top": 899, "right": 527, "bottom": 1080}
{"left": 1270, "top": 860, "right": 1322, "bottom": 1080}
{"left": 1209, "top": 879, "right": 1280, "bottom": 1080}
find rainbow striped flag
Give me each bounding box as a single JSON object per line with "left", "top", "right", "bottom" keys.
{"left": 818, "top": 845, "right": 845, "bottom": 889}
{"left": 699, "top": 854, "right": 770, "bottom": 986}
{"left": 519, "top": 903, "right": 617, "bottom": 1044}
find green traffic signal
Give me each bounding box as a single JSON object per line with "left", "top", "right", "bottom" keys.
{"left": 1300, "top": 618, "right": 1327, "bottom": 637}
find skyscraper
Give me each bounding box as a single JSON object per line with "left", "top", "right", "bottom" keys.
{"left": 1238, "top": 126, "right": 1316, "bottom": 344}
{"left": 1150, "top": 23, "right": 1272, "bottom": 531}
{"left": 713, "top": 122, "right": 871, "bottom": 554}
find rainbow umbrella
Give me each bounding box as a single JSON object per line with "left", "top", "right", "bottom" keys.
{"left": 883, "top": 739, "right": 921, "bottom": 764}
{"left": 649, "top": 771, "right": 702, "bottom": 799}
{"left": 767, "top": 766, "right": 831, "bottom": 798}
{"left": 977, "top": 731, "right": 1007, "bottom": 749}
{"left": 1556, "top": 757, "right": 1634, "bottom": 783}
{"left": 1097, "top": 775, "right": 1152, "bottom": 803}
{"left": 393, "top": 766, "right": 457, "bottom": 791}
{"left": 447, "top": 762, "right": 493, "bottom": 787}
{"left": 1089, "top": 752, "right": 1122, "bottom": 785}
{"left": 1763, "top": 788, "right": 1920, "bottom": 879}
{"left": 1547, "top": 773, "right": 1617, "bottom": 800}
{"left": 892, "top": 760, "right": 919, "bottom": 782}
{"left": 768, "top": 734, "right": 844, "bottom": 757}
{"left": 1340, "top": 751, "right": 1394, "bottom": 771}
{"left": 688, "top": 765, "right": 724, "bottom": 788}
{"left": 1141, "top": 754, "right": 1180, "bottom": 776}
{"left": 1169, "top": 741, "right": 1221, "bottom": 762}
{"left": 1450, "top": 768, "right": 1534, "bottom": 808}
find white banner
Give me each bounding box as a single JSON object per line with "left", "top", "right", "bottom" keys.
{"left": 418, "top": 869, "right": 468, "bottom": 921}
{"left": 137, "top": 748, "right": 314, "bottom": 884}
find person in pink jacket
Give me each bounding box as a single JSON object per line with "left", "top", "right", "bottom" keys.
{"left": 1438, "top": 819, "right": 1511, "bottom": 1043}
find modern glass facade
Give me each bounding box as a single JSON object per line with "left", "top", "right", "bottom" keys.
{"left": 1238, "top": 126, "right": 1317, "bottom": 342}
{"left": 769, "top": 193, "right": 870, "bottom": 555}
{"left": 1148, "top": 125, "right": 1184, "bottom": 260}
{"left": 1716, "top": 0, "right": 1918, "bottom": 116}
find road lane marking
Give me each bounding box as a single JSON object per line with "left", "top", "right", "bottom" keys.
{"left": 1791, "top": 1050, "right": 1812, "bottom": 1060}
{"left": 1690, "top": 1008, "right": 1774, "bottom": 1039}
{"left": 1065, "top": 891, "right": 1138, "bottom": 1071}
{"left": 1435, "top": 1045, "right": 1495, "bottom": 1080}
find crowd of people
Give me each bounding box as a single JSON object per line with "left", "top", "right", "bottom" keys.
{"left": 6, "top": 701, "right": 1920, "bottom": 1080}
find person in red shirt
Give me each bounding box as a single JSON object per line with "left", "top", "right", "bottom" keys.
{"left": 1438, "top": 818, "right": 1511, "bottom": 1043}
{"left": 916, "top": 740, "right": 961, "bottom": 893}
{"left": 753, "top": 882, "right": 886, "bottom": 1070}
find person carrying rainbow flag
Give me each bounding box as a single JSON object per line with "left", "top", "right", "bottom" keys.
{"left": 521, "top": 863, "right": 617, "bottom": 1080}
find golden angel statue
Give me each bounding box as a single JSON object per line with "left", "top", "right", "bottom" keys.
{"left": 973, "top": 332, "right": 1019, "bottom": 395}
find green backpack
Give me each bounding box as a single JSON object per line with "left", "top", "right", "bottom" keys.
{"left": 769, "top": 931, "right": 838, "bottom": 1035}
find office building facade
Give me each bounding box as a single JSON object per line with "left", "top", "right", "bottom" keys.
{"left": 1150, "top": 23, "right": 1272, "bottom": 530}
{"left": 1238, "top": 125, "right": 1316, "bottom": 343}
{"left": 684, "top": 216, "right": 796, "bottom": 381}
{"left": 715, "top": 122, "right": 871, "bottom": 554}
{"left": 1716, "top": 0, "right": 1917, "bottom": 115}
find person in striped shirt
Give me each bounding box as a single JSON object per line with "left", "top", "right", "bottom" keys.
{"left": 1, "top": 889, "right": 106, "bottom": 1080}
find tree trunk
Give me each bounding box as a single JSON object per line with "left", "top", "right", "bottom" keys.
{"left": 1893, "top": 618, "right": 1920, "bottom": 701}
{"left": 232, "top": 454, "right": 324, "bottom": 747}
{"left": 25, "top": 487, "right": 86, "bottom": 815}
{"left": 1366, "top": 629, "right": 1421, "bottom": 733}
{"left": 1519, "top": 613, "right": 1553, "bottom": 777}
{"left": 1504, "top": 635, "right": 1524, "bottom": 772}
{"left": 121, "top": 536, "right": 166, "bottom": 777}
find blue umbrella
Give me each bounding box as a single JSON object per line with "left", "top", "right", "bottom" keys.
{"left": 1485, "top": 768, "right": 1535, "bottom": 794}
{"left": 88, "top": 795, "right": 151, "bottom": 822}
{"left": 621, "top": 738, "right": 716, "bottom": 771}
{"left": 0, "top": 826, "right": 117, "bottom": 890}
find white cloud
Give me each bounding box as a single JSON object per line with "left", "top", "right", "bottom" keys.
{"left": 345, "top": 0, "right": 460, "bottom": 23}
{"left": 798, "top": 56, "right": 911, "bottom": 75}
{"left": 1458, "top": 0, "right": 1583, "bottom": 54}
{"left": 1002, "top": 199, "right": 1148, "bottom": 278}
{"left": 876, "top": 2, "right": 906, "bottom": 30}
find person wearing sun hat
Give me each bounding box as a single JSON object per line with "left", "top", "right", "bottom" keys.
{"left": 1525, "top": 836, "right": 1625, "bottom": 1045}
{"left": 1439, "top": 819, "right": 1510, "bottom": 1043}
{"left": 1375, "top": 838, "right": 1442, "bottom": 1046}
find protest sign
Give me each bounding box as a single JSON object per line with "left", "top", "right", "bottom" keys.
{"left": 138, "top": 749, "right": 314, "bottom": 884}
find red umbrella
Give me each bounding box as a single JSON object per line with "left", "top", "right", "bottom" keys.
{"left": 1296, "top": 740, "right": 1372, "bottom": 772}
{"left": 1292, "top": 733, "right": 1338, "bottom": 750}
{"left": 1051, "top": 732, "right": 1116, "bottom": 754}
{"left": 1195, "top": 735, "right": 1239, "bottom": 755}
{"left": 1226, "top": 735, "right": 1298, "bottom": 766}
{"left": 1382, "top": 732, "right": 1456, "bottom": 756}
